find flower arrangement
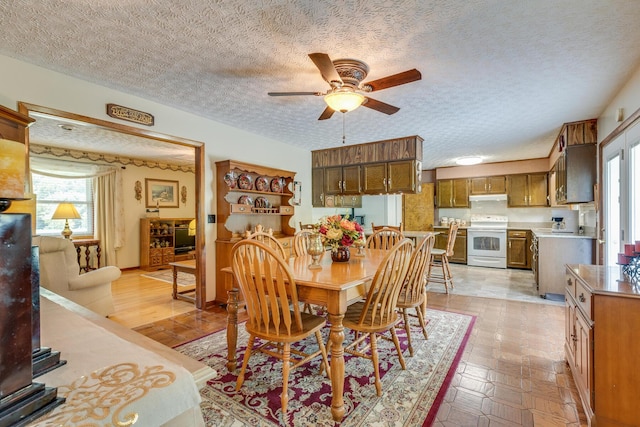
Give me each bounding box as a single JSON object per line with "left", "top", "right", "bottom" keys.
{"left": 317, "top": 215, "right": 364, "bottom": 251}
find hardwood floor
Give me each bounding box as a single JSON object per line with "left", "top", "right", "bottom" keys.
{"left": 109, "top": 267, "right": 586, "bottom": 426}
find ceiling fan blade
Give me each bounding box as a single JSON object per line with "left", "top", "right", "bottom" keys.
{"left": 308, "top": 53, "right": 343, "bottom": 85}
{"left": 363, "top": 97, "right": 400, "bottom": 115}
{"left": 318, "top": 106, "right": 335, "bottom": 120}
{"left": 363, "top": 69, "right": 422, "bottom": 92}
{"left": 268, "top": 91, "right": 322, "bottom": 96}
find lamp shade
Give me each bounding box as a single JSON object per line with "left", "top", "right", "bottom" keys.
{"left": 324, "top": 91, "right": 365, "bottom": 113}
{"left": 188, "top": 219, "right": 196, "bottom": 236}
{"left": 51, "top": 203, "right": 81, "bottom": 220}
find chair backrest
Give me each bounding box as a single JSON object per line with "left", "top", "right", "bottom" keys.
{"left": 365, "top": 227, "right": 405, "bottom": 250}
{"left": 356, "top": 238, "right": 413, "bottom": 327}
{"left": 299, "top": 222, "right": 316, "bottom": 231}
{"left": 371, "top": 222, "right": 403, "bottom": 233}
{"left": 244, "top": 224, "right": 286, "bottom": 259}
{"left": 231, "top": 240, "right": 303, "bottom": 336}
{"left": 292, "top": 229, "right": 315, "bottom": 257}
{"left": 401, "top": 234, "right": 435, "bottom": 305}
{"left": 444, "top": 222, "right": 459, "bottom": 257}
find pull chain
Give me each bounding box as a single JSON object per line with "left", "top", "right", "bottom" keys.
{"left": 342, "top": 113, "right": 346, "bottom": 144}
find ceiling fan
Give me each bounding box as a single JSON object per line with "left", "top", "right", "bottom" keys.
{"left": 268, "top": 53, "right": 422, "bottom": 120}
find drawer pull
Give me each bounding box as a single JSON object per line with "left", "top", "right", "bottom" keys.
{"left": 567, "top": 278, "right": 572, "bottom": 287}
{"left": 579, "top": 293, "right": 586, "bottom": 303}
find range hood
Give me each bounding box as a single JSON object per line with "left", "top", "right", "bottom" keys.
{"left": 469, "top": 194, "right": 508, "bottom": 202}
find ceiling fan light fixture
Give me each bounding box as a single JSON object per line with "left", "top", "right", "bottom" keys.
{"left": 456, "top": 156, "right": 483, "bottom": 166}
{"left": 324, "top": 91, "right": 365, "bottom": 113}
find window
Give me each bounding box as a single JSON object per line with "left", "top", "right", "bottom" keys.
{"left": 32, "top": 173, "right": 94, "bottom": 237}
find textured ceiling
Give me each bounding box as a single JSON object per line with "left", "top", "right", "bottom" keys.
{"left": 1, "top": 0, "right": 640, "bottom": 169}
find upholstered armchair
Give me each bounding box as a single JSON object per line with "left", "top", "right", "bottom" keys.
{"left": 33, "top": 236, "right": 121, "bottom": 316}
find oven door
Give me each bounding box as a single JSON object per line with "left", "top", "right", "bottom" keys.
{"left": 467, "top": 228, "right": 507, "bottom": 268}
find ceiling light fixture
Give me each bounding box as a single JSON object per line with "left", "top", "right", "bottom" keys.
{"left": 324, "top": 90, "right": 365, "bottom": 113}
{"left": 456, "top": 156, "right": 482, "bottom": 166}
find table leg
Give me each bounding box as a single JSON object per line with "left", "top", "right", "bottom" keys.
{"left": 226, "top": 288, "right": 239, "bottom": 372}
{"left": 75, "top": 246, "right": 82, "bottom": 273}
{"left": 95, "top": 244, "right": 101, "bottom": 269}
{"left": 327, "top": 310, "right": 346, "bottom": 422}
{"left": 84, "top": 246, "right": 91, "bottom": 271}
{"left": 172, "top": 267, "right": 178, "bottom": 299}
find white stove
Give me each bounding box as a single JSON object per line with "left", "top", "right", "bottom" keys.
{"left": 469, "top": 214, "right": 508, "bottom": 229}
{"left": 467, "top": 214, "right": 508, "bottom": 268}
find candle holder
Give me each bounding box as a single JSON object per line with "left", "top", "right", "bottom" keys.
{"left": 353, "top": 239, "right": 366, "bottom": 257}
{"left": 622, "top": 256, "right": 640, "bottom": 283}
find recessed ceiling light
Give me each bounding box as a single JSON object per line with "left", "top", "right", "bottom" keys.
{"left": 456, "top": 156, "right": 482, "bottom": 166}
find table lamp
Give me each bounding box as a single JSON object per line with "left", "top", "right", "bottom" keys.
{"left": 188, "top": 218, "right": 196, "bottom": 236}
{"left": 51, "top": 202, "right": 81, "bottom": 239}
{"left": 0, "top": 138, "right": 26, "bottom": 212}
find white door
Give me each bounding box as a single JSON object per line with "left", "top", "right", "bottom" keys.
{"left": 603, "top": 134, "right": 624, "bottom": 266}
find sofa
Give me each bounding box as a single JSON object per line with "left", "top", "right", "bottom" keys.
{"left": 33, "top": 236, "right": 121, "bottom": 316}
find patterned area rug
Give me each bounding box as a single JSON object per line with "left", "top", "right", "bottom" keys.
{"left": 175, "top": 308, "right": 475, "bottom": 426}
{"left": 140, "top": 269, "right": 195, "bottom": 287}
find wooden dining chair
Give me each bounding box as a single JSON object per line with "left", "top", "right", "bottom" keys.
{"left": 244, "top": 224, "right": 286, "bottom": 259}
{"left": 230, "top": 240, "right": 331, "bottom": 417}
{"left": 396, "top": 234, "right": 435, "bottom": 356}
{"left": 365, "top": 227, "right": 405, "bottom": 250}
{"left": 299, "top": 222, "right": 317, "bottom": 231}
{"left": 292, "top": 229, "right": 315, "bottom": 257}
{"left": 371, "top": 222, "right": 403, "bottom": 233}
{"left": 427, "top": 222, "right": 459, "bottom": 293}
{"left": 341, "top": 238, "right": 413, "bottom": 396}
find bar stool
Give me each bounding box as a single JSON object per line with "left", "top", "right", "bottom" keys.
{"left": 427, "top": 222, "right": 459, "bottom": 293}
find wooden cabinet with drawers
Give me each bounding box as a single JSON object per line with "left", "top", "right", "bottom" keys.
{"left": 140, "top": 217, "right": 194, "bottom": 271}
{"left": 433, "top": 226, "right": 467, "bottom": 264}
{"left": 565, "top": 264, "right": 640, "bottom": 426}
{"left": 506, "top": 229, "right": 531, "bottom": 269}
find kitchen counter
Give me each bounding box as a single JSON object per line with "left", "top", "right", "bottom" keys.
{"left": 531, "top": 228, "right": 596, "bottom": 239}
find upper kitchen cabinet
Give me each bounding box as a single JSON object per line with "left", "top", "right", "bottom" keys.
{"left": 362, "top": 160, "right": 420, "bottom": 194}
{"left": 311, "top": 135, "right": 423, "bottom": 204}
{"left": 437, "top": 178, "right": 470, "bottom": 208}
{"left": 555, "top": 144, "right": 597, "bottom": 204}
{"left": 506, "top": 173, "right": 548, "bottom": 207}
{"left": 559, "top": 119, "right": 597, "bottom": 147}
{"left": 469, "top": 176, "right": 506, "bottom": 195}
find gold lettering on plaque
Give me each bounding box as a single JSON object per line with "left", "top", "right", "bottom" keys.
{"left": 106, "top": 104, "right": 154, "bottom": 126}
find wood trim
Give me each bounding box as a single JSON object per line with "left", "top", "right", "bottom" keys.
{"left": 17, "top": 102, "right": 208, "bottom": 309}
{"left": 596, "top": 105, "right": 640, "bottom": 265}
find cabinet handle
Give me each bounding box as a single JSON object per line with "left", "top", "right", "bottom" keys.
{"left": 579, "top": 293, "right": 586, "bottom": 303}
{"left": 509, "top": 241, "right": 511, "bottom": 248}
{"left": 320, "top": 193, "right": 324, "bottom": 202}
{"left": 567, "top": 278, "right": 572, "bottom": 287}
{"left": 387, "top": 178, "right": 392, "bottom": 189}
{"left": 343, "top": 181, "right": 346, "bottom": 192}
{"left": 488, "top": 183, "right": 491, "bottom": 191}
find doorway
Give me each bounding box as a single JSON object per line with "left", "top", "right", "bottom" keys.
{"left": 17, "top": 102, "right": 207, "bottom": 308}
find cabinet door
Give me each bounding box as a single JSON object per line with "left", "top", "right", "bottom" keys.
{"left": 487, "top": 176, "right": 506, "bottom": 194}
{"left": 507, "top": 174, "right": 528, "bottom": 207}
{"left": 324, "top": 167, "right": 343, "bottom": 195}
{"left": 470, "top": 177, "right": 488, "bottom": 194}
{"left": 556, "top": 154, "right": 567, "bottom": 203}
{"left": 450, "top": 234, "right": 467, "bottom": 263}
{"left": 342, "top": 165, "right": 361, "bottom": 194}
{"left": 565, "top": 299, "right": 576, "bottom": 362}
{"left": 575, "top": 310, "right": 593, "bottom": 408}
{"left": 436, "top": 180, "right": 453, "bottom": 208}
{"left": 363, "top": 163, "right": 388, "bottom": 194}
{"left": 312, "top": 168, "right": 325, "bottom": 207}
{"left": 507, "top": 237, "right": 528, "bottom": 268}
{"left": 528, "top": 173, "right": 548, "bottom": 206}
{"left": 387, "top": 160, "right": 416, "bottom": 193}
{"left": 452, "top": 179, "right": 469, "bottom": 208}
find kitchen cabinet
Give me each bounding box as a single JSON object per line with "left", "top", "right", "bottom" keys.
{"left": 362, "top": 160, "right": 419, "bottom": 194}
{"left": 403, "top": 183, "right": 435, "bottom": 231}
{"left": 506, "top": 173, "right": 548, "bottom": 207}
{"left": 434, "top": 226, "right": 467, "bottom": 264}
{"left": 312, "top": 167, "right": 362, "bottom": 207}
{"left": 564, "top": 264, "right": 640, "bottom": 426}
{"left": 436, "top": 178, "right": 469, "bottom": 208}
{"left": 214, "top": 160, "right": 296, "bottom": 304}
{"left": 554, "top": 144, "right": 596, "bottom": 204}
{"left": 469, "top": 176, "right": 506, "bottom": 195}
{"left": 506, "top": 230, "right": 531, "bottom": 269}
{"left": 311, "top": 168, "right": 325, "bottom": 207}
{"left": 324, "top": 194, "right": 362, "bottom": 208}
{"left": 559, "top": 119, "right": 597, "bottom": 147}
{"left": 325, "top": 165, "right": 361, "bottom": 195}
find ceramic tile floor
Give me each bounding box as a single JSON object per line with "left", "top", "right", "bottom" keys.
{"left": 131, "top": 265, "right": 587, "bottom": 426}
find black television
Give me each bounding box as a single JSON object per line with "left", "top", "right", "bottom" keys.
{"left": 174, "top": 226, "right": 196, "bottom": 254}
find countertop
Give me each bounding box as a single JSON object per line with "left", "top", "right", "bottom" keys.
{"left": 566, "top": 264, "right": 640, "bottom": 298}
{"left": 531, "top": 228, "right": 596, "bottom": 239}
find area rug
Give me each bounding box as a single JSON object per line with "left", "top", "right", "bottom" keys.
{"left": 141, "top": 269, "right": 195, "bottom": 287}
{"left": 174, "top": 308, "right": 475, "bottom": 426}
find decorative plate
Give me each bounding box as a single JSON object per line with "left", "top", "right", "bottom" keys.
{"left": 255, "top": 176, "right": 269, "bottom": 192}
{"left": 254, "top": 196, "right": 271, "bottom": 209}
{"left": 237, "top": 173, "right": 253, "bottom": 190}
{"left": 270, "top": 177, "right": 284, "bottom": 193}
{"left": 223, "top": 171, "right": 237, "bottom": 189}
{"left": 237, "top": 195, "right": 253, "bottom": 205}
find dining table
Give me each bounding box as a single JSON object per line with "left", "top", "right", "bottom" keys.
{"left": 221, "top": 248, "right": 391, "bottom": 422}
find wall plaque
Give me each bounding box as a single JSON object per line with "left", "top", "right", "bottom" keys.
{"left": 106, "top": 103, "right": 154, "bottom": 126}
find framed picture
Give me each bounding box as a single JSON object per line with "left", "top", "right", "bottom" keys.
{"left": 292, "top": 181, "right": 302, "bottom": 206}
{"left": 145, "top": 179, "right": 179, "bottom": 208}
